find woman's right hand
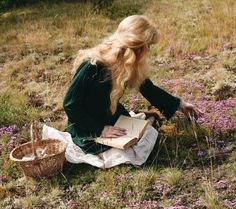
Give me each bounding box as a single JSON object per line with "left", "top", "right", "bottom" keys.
{"left": 101, "top": 125, "right": 127, "bottom": 138}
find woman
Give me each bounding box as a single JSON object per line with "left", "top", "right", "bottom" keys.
{"left": 63, "top": 15, "right": 198, "bottom": 168}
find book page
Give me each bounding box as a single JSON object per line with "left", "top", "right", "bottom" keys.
{"left": 114, "top": 115, "right": 148, "bottom": 138}
{"left": 95, "top": 136, "right": 138, "bottom": 150}
{"left": 95, "top": 115, "right": 148, "bottom": 149}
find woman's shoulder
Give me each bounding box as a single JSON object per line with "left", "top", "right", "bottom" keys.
{"left": 79, "top": 59, "right": 107, "bottom": 70}
{"left": 76, "top": 59, "right": 109, "bottom": 79}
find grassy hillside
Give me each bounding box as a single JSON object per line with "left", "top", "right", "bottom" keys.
{"left": 0, "top": 0, "right": 235, "bottom": 208}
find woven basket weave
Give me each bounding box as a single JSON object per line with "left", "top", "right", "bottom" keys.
{"left": 10, "top": 123, "right": 66, "bottom": 178}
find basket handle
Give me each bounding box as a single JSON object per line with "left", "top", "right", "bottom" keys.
{"left": 30, "top": 122, "right": 38, "bottom": 159}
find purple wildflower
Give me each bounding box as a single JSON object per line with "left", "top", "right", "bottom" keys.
{"left": 232, "top": 176, "right": 236, "bottom": 182}
{"left": 65, "top": 199, "right": 77, "bottom": 209}
{"left": 153, "top": 180, "right": 166, "bottom": 196}
{"left": 223, "top": 199, "right": 236, "bottom": 209}
{"left": 197, "top": 150, "right": 206, "bottom": 157}
{"left": 222, "top": 43, "right": 233, "bottom": 51}
{"left": 141, "top": 200, "right": 159, "bottom": 208}
{"left": 164, "top": 206, "right": 187, "bottom": 209}
{"left": 161, "top": 78, "right": 236, "bottom": 136}
{"left": 0, "top": 175, "right": 7, "bottom": 183}
{"left": 128, "top": 200, "right": 159, "bottom": 209}
{"left": 128, "top": 201, "right": 140, "bottom": 209}
{"left": 216, "top": 180, "right": 228, "bottom": 189}
{"left": 115, "top": 172, "right": 133, "bottom": 182}
{"left": 129, "top": 96, "right": 139, "bottom": 111}
{"left": 195, "top": 197, "right": 205, "bottom": 206}
{"left": 0, "top": 125, "right": 20, "bottom": 151}
{"left": 196, "top": 97, "right": 236, "bottom": 135}
{"left": 0, "top": 125, "right": 17, "bottom": 136}
{"left": 126, "top": 190, "right": 133, "bottom": 196}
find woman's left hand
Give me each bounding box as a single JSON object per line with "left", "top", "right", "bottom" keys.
{"left": 179, "top": 100, "right": 202, "bottom": 120}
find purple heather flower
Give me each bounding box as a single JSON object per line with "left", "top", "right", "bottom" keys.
{"left": 0, "top": 175, "right": 7, "bottom": 183}
{"left": 128, "top": 201, "right": 140, "bottom": 209}
{"left": 65, "top": 199, "right": 77, "bottom": 209}
{"left": 153, "top": 180, "right": 165, "bottom": 195}
{"left": 0, "top": 144, "right": 4, "bottom": 150}
{"left": 126, "top": 190, "right": 132, "bottom": 196}
{"left": 197, "top": 150, "right": 206, "bottom": 157}
{"left": 232, "top": 176, "right": 236, "bottom": 182}
{"left": 222, "top": 43, "right": 232, "bottom": 51}
{"left": 207, "top": 137, "right": 217, "bottom": 144}
{"left": 129, "top": 96, "right": 139, "bottom": 111}
{"left": 195, "top": 197, "right": 205, "bottom": 206}
{"left": 125, "top": 173, "right": 133, "bottom": 179}
{"left": 160, "top": 78, "right": 236, "bottom": 136}
{"left": 0, "top": 125, "right": 20, "bottom": 151}
{"left": 174, "top": 196, "right": 183, "bottom": 206}
{"left": 129, "top": 200, "right": 159, "bottom": 209}
{"left": 0, "top": 125, "right": 17, "bottom": 136}
{"left": 115, "top": 173, "right": 133, "bottom": 182}
{"left": 164, "top": 206, "right": 187, "bottom": 209}
{"left": 197, "top": 117, "right": 205, "bottom": 123}
{"left": 216, "top": 180, "right": 228, "bottom": 189}
{"left": 142, "top": 200, "right": 158, "bottom": 208}
{"left": 223, "top": 199, "right": 236, "bottom": 209}
{"left": 217, "top": 140, "right": 225, "bottom": 145}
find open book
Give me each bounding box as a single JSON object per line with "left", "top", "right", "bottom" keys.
{"left": 95, "top": 115, "right": 149, "bottom": 150}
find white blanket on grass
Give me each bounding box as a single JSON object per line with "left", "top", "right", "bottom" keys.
{"left": 42, "top": 112, "right": 158, "bottom": 169}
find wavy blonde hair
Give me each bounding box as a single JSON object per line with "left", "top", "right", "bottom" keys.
{"left": 73, "top": 15, "right": 158, "bottom": 114}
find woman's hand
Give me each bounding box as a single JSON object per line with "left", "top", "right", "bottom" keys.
{"left": 179, "top": 100, "right": 202, "bottom": 120}
{"left": 101, "top": 125, "right": 127, "bottom": 138}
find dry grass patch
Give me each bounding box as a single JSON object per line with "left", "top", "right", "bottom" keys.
{"left": 201, "top": 180, "right": 221, "bottom": 209}
{"left": 161, "top": 167, "right": 182, "bottom": 186}
{"left": 146, "top": 0, "right": 236, "bottom": 55}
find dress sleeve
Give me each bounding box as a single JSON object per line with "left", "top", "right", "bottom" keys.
{"left": 63, "top": 61, "right": 104, "bottom": 136}
{"left": 139, "top": 78, "right": 181, "bottom": 119}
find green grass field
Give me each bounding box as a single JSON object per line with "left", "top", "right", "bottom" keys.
{"left": 0, "top": 0, "right": 235, "bottom": 208}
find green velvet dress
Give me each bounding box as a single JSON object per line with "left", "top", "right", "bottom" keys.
{"left": 63, "top": 60, "right": 180, "bottom": 154}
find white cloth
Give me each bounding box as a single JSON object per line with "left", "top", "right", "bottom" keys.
{"left": 42, "top": 117, "right": 158, "bottom": 169}
{"left": 99, "top": 125, "right": 158, "bottom": 168}
{"left": 42, "top": 125, "right": 105, "bottom": 168}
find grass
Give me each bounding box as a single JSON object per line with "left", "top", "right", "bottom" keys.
{"left": 162, "top": 167, "right": 182, "bottom": 186}
{"left": 147, "top": 0, "right": 236, "bottom": 55}
{"left": 0, "top": 0, "right": 236, "bottom": 208}
{"left": 0, "top": 89, "right": 40, "bottom": 126}
{"left": 202, "top": 181, "right": 220, "bottom": 209}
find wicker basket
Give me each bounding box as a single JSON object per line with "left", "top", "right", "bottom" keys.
{"left": 10, "top": 123, "right": 67, "bottom": 178}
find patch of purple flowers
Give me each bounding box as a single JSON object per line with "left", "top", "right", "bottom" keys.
{"left": 223, "top": 199, "right": 236, "bottom": 209}
{"left": 161, "top": 78, "right": 236, "bottom": 136}
{"left": 164, "top": 206, "right": 187, "bottom": 209}
{"left": 128, "top": 199, "right": 159, "bottom": 209}
{"left": 197, "top": 150, "right": 206, "bottom": 157}
{"left": 115, "top": 172, "right": 134, "bottom": 181}
{"left": 0, "top": 125, "right": 19, "bottom": 151}
{"left": 153, "top": 180, "right": 167, "bottom": 196}
{"left": 0, "top": 125, "right": 17, "bottom": 136}
{"left": 195, "top": 197, "right": 205, "bottom": 207}
{"left": 215, "top": 180, "right": 228, "bottom": 189}
{"left": 196, "top": 97, "right": 236, "bottom": 135}
{"left": 129, "top": 95, "right": 140, "bottom": 111}
{"left": 65, "top": 199, "right": 77, "bottom": 209}
{"left": 0, "top": 175, "right": 7, "bottom": 183}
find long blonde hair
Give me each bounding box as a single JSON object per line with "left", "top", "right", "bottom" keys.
{"left": 73, "top": 15, "right": 158, "bottom": 114}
